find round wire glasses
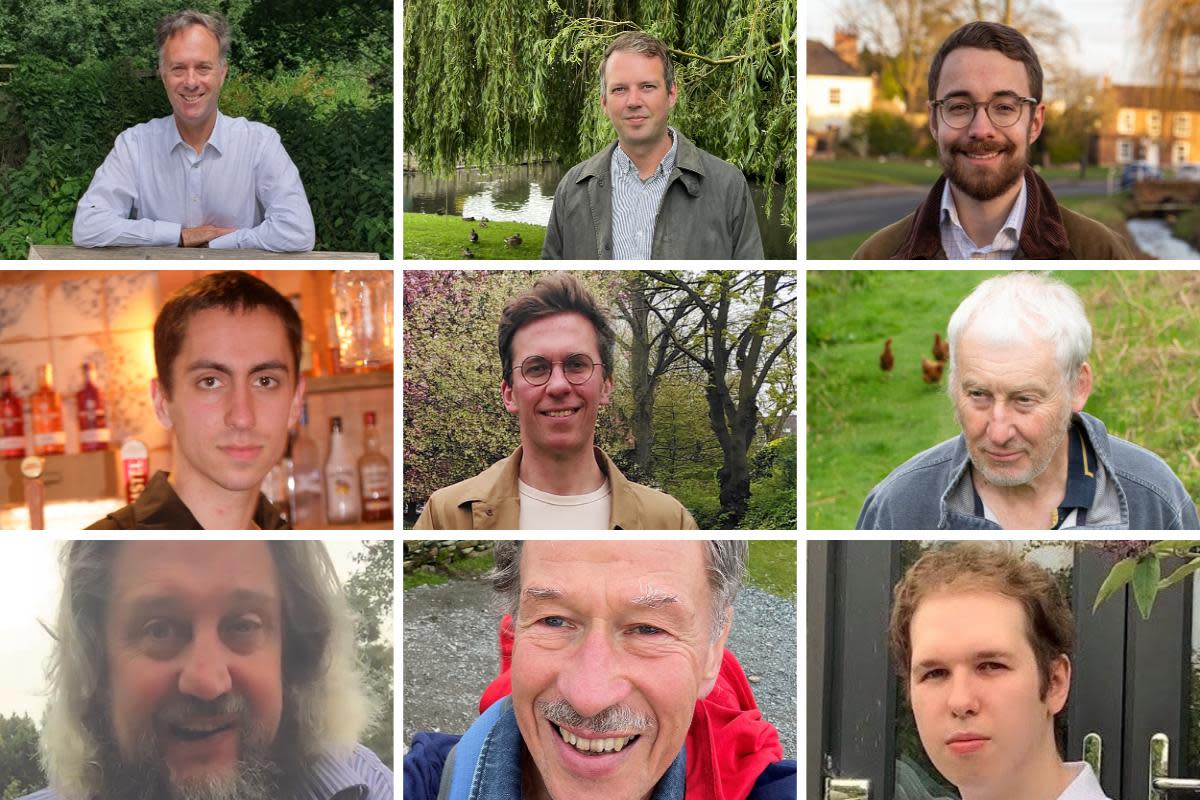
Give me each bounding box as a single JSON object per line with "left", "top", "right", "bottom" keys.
{"left": 931, "top": 95, "right": 1038, "bottom": 129}
{"left": 515, "top": 353, "right": 601, "bottom": 386}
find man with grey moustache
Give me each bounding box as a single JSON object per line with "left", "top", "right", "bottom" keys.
{"left": 20, "top": 540, "right": 392, "bottom": 800}
{"left": 403, "top": 540, "right": 796, "bottom": 800}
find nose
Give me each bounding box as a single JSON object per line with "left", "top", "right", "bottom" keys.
{"left": 967, "top": 105, "right": 997, "bottom": 138}
{"left": 178, "top": 629, "right": 233, "bottom": 701}
{"left": 555, "top": 625, "right": 632, "bottom": 719}
{"left": 986, "top": 401, "right": 1015, "bottom": 445}
{"left": 225, "top": 381, "right": 255, "bottom": 430}
{"left": 542, "top": 363, "right": 573, "bottom": 396}
{"left": 946, "top": 670, "right": 980, "bottom": 718}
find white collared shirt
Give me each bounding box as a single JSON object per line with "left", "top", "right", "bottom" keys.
{"left": 610, "top": 127, "right": 678, "bottom": 260}
{"left": 1056, "top": 762, "right": 1112, "bottom": 800}
{"left": 73, "top": 111, "right": 315, "bottom": 251}
{"left": 939, "top": 177, "right": 1026, "bottom": 259}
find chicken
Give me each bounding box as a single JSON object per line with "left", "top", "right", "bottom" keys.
{"left": 932, "top": 332, "right": 949, "bottom": 363}
{"left": 921, "top": 356, "right": 944, "bottom": 384}
{"left": 880, "top": 338, "right": 894, "bottom": 372}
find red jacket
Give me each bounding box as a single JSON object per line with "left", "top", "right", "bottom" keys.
{"left": 479, "top": 615, "right": 783, "bottom": 800}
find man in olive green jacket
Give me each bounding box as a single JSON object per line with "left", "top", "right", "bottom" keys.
{"left": 414, "top": 273, "right": 698, "bottom": 531}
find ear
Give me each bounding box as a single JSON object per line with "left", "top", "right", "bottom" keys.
{"left": 501, "top": 378, "right": 519, "bottom": 414}
{"left": 697, "top": 609, "right": 732, "bottom": 699}
{"left": 216, "top": 61, "right": 229, "bottom": 87}
{"left": 1028, "top": 102, "right": 1046, "bottom": 145}
{"left": 929, "top": 102, "right": 938, "bottom": 137}
{"left": 1045, "top": 654, "right": 1071, "bottom": 715}
{"left": 1071, "top": 362, "right": 1093, "bottom": 413}
{"left": 151, "top": 378, "right": 174, "bottom": 430}
{"left": 287, "top": 375, "right": 306, "bottom": 429}
{"left": 598, "top": 372, "right": 613, "bottom": 407}
{"left": 667, "top": 81, "right": 678, "bottom": 111}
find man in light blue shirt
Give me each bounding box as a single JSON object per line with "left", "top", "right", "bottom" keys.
{"left": 72, "top": 10, "right": 315, "bottom": 251}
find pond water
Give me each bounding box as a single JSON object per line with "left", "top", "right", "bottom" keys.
{"left": 1126, "top": 218, "right": 1200, "bottom": 259}
{"left": 403, "top": 162, "right": 796, "bottom": 259}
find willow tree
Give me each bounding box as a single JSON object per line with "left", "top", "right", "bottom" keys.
{"left": 403, "top": 0, "right": 796, "bottom": 237}
{"left": 1139, "top": 0, "right": 1200, "bottom": 94}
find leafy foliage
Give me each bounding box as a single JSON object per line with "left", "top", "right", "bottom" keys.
{"left": 0, "top": 713, "right": 43, "bottom": 799}
{"left": 403, "top": 0, "right": 796, "bottom": 238}
{"left": 0, "top": 1, "right": 392, "bottom": 259}
{"left": 850, "top": 109, "right": 918, "bottom": 157}
{"left": 345, "top": 541, "right": 394, "bottom": 769}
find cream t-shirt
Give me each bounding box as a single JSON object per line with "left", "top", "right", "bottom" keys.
{"left": 517, "top": 478, "right": 612, "bottom": 530}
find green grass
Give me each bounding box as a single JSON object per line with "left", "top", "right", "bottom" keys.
{"left": 806, "top": 230, "right": 873, "bottom": 260}
{"left": 403, "top": 212, "right": 546, "bottom": 259}
{"left": 807, "top": 271, "right": 1200, "bottom": 529}
{"left": 807, "top": 159, "right": 1111, "bottom": 193}
{"left": 746, "top": 540, "right": 796, "bottom": 599}
{"left": 402, "top": 550, "right": 496, "bottom": 591}
{"left": 1171, "top": 208, "right": 1200, "bottom": 245}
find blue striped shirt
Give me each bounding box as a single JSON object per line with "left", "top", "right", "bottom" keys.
{"left": 73, "top": 111, "right": 315, "bottom": 252}
{"left": 610, "top": 128, "right": 679, "bottom": 260}
{"left": 19, "top": 743, "right": 392, "bottom": 800}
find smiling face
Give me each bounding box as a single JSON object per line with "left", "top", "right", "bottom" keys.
{"left": 511, "top": 541, "right": 728, "bottom": 800}
{"left": 160, "top": 24, "right": 227, "bottom": 134}
{"left": 931, "top": 47, "right": 1044, "bottom": 202}
{"left": 952, "top": 326, "right": 1089, "bottom": 488}
{"left": 908, "top": 589, "right": 1068, "bottom": 796}
{"left": 502, "top": 312, "right": 613, "bottom": 462}
{"left": 153, "top": 306, "right": 303, "bottom": 497}
{"left": 104, "top": 541, "right": 283, "bottom": 792}
{"left": 601, "top": 50, "right": 677, "bottom": 152}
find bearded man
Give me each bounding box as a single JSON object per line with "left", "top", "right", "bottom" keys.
{"left": 20, "top": 540, "right": 392, "bottom": 800}
{"left": 853, "top": 22, "right": 1133, "bottom": 260}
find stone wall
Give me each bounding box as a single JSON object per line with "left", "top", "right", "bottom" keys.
{"left": 403, "top": 540, "right": 494, "bottom": 572}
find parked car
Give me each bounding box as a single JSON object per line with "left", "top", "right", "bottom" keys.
{"left": 1175, "top": 162, "right": 1200, "bottom": 181}
{"left": 1120, "top": 161, "right": 1163, "bottom": 190}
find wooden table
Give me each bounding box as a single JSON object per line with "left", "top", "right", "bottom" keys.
{"left": 28, "top": 245, "right": 380, "bottom": 260}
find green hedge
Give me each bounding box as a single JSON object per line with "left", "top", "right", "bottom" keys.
{"left": 0, "top": 55, "right": 392, "bottom": 258}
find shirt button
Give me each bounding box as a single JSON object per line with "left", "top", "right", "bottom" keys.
{"left": 192, "top": 162, "right": 200, "bottom": 169}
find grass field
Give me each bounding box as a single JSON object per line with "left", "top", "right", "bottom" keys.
{"left": 807, "top": 159, "right": 1111, "bottom": 193}
{"left": 403, "top": 212, "right": 547, "bottom": 259}
{"left": 807, "top": 271, "right": 1200, "bottom": 529}
{"left": 403, "top": 540, "right": 798, "bottom": 599}
{"left": 806, "top": 194, "right": 1133, "bottom": 260}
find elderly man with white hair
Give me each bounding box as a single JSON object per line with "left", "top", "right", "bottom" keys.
{"left": 858, "top": 272, "right": 1198, "bottom": 530}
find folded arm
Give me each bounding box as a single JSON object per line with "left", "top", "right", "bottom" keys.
{"left": 72, "top": 135, "right": 182, "bottom": 248}
{"left": 208, "top": 132, "right": 315, "bottom": 252}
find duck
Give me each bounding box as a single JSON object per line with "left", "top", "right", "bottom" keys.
{"left": 504, "top": 233, "right": 522, "bottom": 248}
{"left": 462, "top": 247, "right": 475, "bottom": 258}
{"left": 469, "top": 229, "right": 479, "bottom": 243}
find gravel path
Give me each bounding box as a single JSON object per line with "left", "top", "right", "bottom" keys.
{"left": 402, "top": 575, "right": 796, "bottom": 760}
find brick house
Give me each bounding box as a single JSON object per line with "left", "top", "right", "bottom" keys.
{"left": 1097, "top": 78, "right": 1200, "bottom": 167}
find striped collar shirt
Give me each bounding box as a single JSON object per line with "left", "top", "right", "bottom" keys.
{"left": 939, "top": 176, "right": 1027, "bottom": 259}
{"left": 610, "top": 127, "right": 679, "bottom": 260}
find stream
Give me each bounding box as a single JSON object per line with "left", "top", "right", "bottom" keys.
{"left": 1125, "top": 218, "right": 1200, "bottom": 259}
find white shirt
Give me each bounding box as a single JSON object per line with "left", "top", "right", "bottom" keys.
{"left": 610, "top": 127, "right": 678, "bottom": 260}
{"left": 1056, "top": 762, "right": 1112, "bottom": 800}
{"left": 517, "top": 478, "right": 612, "bottom": 530}
{"left": 73, "top": 112, "right": 315, "bottom": 251}
{"left": 939, "top": 177, "right": 1026, "bottom": 259}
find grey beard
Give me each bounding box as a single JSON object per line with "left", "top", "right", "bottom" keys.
{"left": 98, "top": 730, "right": 282, "bottom": 800}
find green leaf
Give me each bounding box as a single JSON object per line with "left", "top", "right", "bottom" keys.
{"left": 1132, "top": 556, "right": 1162, "bottom": 620}
{"left": 1158, "top": 558, "right": 1200, "bottom": 590}
{"left": 1093, "top": 556, "right": 1137, "bottom": 612}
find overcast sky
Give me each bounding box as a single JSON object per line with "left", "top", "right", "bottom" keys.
{"left": 0, "top": 540, "right": 375, "bottom": 721}
{"left": 807, "top": 0, "right": 1142, "bottom": 84}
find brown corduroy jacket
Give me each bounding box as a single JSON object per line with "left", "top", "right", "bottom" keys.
{"left": 852, "top": 167, "right": 1134, "bottom": 259}
{"left": 412, "top": 446, "right": 699, "bottom": 530}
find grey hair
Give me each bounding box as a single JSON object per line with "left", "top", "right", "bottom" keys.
{"left": 946, "top": 272, "right": 1093, "bottom": 392}
{"left": 488, "top": 541, "right": 747, "bottom": 640}
{"left": 40, "top": 541, "right": 370, "bottom": 800}
{"left": 156, "top": 9, "right": 231, "bottom": 69}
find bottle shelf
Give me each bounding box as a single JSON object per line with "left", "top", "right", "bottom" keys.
{"left": 306, "top": 371, "right": 393, "bottom": 395}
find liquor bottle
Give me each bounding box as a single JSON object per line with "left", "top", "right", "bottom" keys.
{"left": 358, "top": 411, "right": 393, "bottom": 522}
{"left": 288, "top": 293, "right": 318, "bottom": 377}
{"left": 324, "top": 416, "right": 360, "bottom": 524}
{"left": 261, "top": 444, "right": 291, "bottom": 520}
{"left": 0, "top": 370, "right": 25, "bottom": 459}
{"left": 30, "top": 363, "right": 65, "bottom": 456}
{"left": 288, "top": 401, "right": 324, "bottom": 528}
{"left": 76, "top": 361, "right": 111, "bottom": 452}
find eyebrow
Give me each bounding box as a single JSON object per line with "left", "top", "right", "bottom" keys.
{"left": 939, "top": 90, "right": 1023, "bottom": 100}
{"left": 122, "top": 588, "right": 278, "bottom": 617}
{"left": 913, "top": 649, "right": 1015, "bottom": 671}
{"left": 630, "top": 585, "right": 680, "bottom": 609}
{"left": 185, "top": 359, "right": 290, "bottom": 376}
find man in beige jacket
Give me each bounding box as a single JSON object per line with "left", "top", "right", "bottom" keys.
{"left": 414, "top": 273, "right": 697, "bottom": 530}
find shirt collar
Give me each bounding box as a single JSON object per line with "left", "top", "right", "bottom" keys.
{"left": 939, "top": 175, "right": 1028, "bottom": 244}
{"left": 166, "top": 111, "right": 226, "bottom": 157}
{"left": 120, "top": 470, "right": 287, "bottom": 529}
{"left": 291, "top": 748, "right": 370, "bottom": 800}
{"left": 613, "top": 126, "right": 678, "bottom": 179}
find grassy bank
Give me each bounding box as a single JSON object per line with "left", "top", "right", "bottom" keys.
{"left": 403, "top": 213, "right": 546, "bottom": 259}
{"left": 807, "top": 270, "right": 1200, "bottom": 529}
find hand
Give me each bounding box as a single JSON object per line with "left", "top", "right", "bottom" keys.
{"left": 180, "top": 225, "right": 237, "bottom": 247}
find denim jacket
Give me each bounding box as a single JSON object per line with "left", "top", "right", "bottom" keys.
{"left": 541, "top": 132, "right": 764, "bottom": 260}
{"left": 428, "top": 697, "right": 685, "bottom": 800}
{"left": 857, "top": 412, "right": 1199, "bottom": 530}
